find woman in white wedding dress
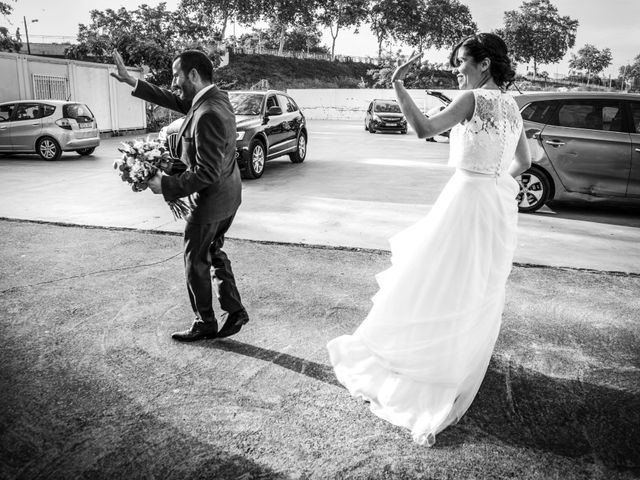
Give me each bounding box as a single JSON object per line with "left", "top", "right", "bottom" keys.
{"left": 327, "top": 33, "right": 532, "bottom": 446}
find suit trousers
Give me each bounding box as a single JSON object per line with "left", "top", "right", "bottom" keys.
{"left": 183, "top": 216, "right": 244, "bottom": 325}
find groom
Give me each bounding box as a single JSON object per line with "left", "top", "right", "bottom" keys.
{"left": 111, "top": 49, "right": 249, "bottom": 341}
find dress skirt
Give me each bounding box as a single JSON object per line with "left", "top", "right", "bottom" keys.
{"left": 327, "top": 169, "right": 521, "bottom": 446}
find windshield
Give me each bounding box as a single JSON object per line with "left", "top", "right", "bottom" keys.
{"left": 374, "top": 101, "right": 401, "bottom": 113}
{"left": 229, "top": 92, "right": 264, "bottom": 115}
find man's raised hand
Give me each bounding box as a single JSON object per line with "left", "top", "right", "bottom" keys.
{"left": 110, "top": 50, "right": 136, "bottom": 87}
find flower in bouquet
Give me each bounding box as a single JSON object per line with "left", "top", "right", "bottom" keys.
{"left": 113, "top": 137, "right": 192, "bottom": 219}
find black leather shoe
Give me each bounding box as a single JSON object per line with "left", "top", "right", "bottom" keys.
{"left": 218, "top": 309, "right": 250, "bottom": 338}
{"left": 171, "top": 321, "right": 218, "bottom": 342}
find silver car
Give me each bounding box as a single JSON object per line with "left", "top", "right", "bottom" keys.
{"left": 513, "top": 92, "right": 640, "bottom": 212}
{"left": 364, "top": 99, "right": 407, "bottom": 134}
{"left": 0, "top": 100, "right": 100, "bottom": 160}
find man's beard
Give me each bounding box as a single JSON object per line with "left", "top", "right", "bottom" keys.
{"left": 177, "top": 81, "right": 196, "bottom": 101}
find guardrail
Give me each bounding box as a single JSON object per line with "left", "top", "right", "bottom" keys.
{"left": 232, "top": 47, "right": 379, "bottom": 65}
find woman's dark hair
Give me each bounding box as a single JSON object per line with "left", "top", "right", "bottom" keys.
{"left": 174, "top": 50, "right": 214, "bottom": 83}
{"left": 449, "top": 33, "right": 516, "bottom": 89}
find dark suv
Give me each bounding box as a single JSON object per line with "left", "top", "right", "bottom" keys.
{"left": 159, "top": 89, "right": 307, "bottom": 179}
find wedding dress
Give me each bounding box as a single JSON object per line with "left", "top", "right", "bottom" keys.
{"left": 327, "top": 89, "right": 523, "bottom": 446}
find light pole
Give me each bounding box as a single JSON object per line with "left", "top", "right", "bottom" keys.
{"left": 23, "top": 16, "right": 38, "bottom": 55}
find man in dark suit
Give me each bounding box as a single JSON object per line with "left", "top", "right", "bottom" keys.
{"left": 111, "top": 50, "right": 249, "bottom": 342}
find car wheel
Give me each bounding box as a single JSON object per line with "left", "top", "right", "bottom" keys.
{"left": 37, "top": 137, "right": 62, "bottom": 161}
{"left": 245, "top": 139, "right": 265, "bottom": 179}
{"left": 289, "top": 131, "right": 307, "bottom": 164}
{"left": 516, "top": 166, "right": 551, "bottom": 213}
{"left": 76, "top": 147, "right": 96, "bottom": 156}
{"left": 369, "top": 122, "right": 376, "bottom": 134}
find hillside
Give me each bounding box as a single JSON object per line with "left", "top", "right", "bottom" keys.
{"left": 212, "top": 52, "right": 379, "bottom": 90}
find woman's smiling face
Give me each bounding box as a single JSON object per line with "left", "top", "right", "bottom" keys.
{"left": 452, "top": 47, "right": 486, "bottom": 90}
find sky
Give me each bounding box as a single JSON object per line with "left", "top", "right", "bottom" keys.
{"left": 3, "top": 0, "right": 638, "bottom": 78}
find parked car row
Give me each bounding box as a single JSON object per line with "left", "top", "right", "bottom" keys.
{"left": 3, "top": 90, "right": 639, "bottom": 214}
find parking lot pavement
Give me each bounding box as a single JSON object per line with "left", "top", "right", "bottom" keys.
{"left": 1, "top": 219, "right": 638, "bottom": 479}
{"left": 0, "top": 120, "right": 639, "bottom": 274}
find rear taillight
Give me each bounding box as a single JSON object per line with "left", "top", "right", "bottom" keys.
{"left": 55, "top": 118, "right": 73, "bottom": 130}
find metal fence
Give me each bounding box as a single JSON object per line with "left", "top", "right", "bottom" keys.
{"left": 233, "top": 47, "right": 379, "bottom": 65}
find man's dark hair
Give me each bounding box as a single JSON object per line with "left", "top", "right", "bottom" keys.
{"left": 174, "top": 50, "right": 214, "bottom": 83}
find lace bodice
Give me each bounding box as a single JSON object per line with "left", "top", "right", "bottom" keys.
{"left": 448, "top": 89, "right": 522, "bottom": 175}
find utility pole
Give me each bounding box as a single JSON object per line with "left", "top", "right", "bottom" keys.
{"left": 23, "top": 16, "right": 38, "bottom": 55}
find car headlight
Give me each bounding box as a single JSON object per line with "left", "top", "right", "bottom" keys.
{"left": 236, "top": 131, "right": 245, "bottom": 140}
{"left": 372, "top": 114, "right": 381, "bottom": 122}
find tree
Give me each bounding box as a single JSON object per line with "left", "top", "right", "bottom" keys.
{"left": 66, "top": 4, "right": 222, "bottom": 87}
{"left": 176, "top": 0, "right": 261, "bottom": 41}
{"left": 368, "top": 0, "right": 414, "bottom": 59}
{"left": 237, "top": 24, "right": 328, "bottom": 54}
{"left": 317, "top": 0, "right": 368, "bottom": 60}
{"left": 286, "top": 25, "right": 329, "bottom": 53}
{"left": 259, "top": 0, "right": 318, "bottom": 55}
{"left": 569, "top": 44, "right": 612, "bottom": 85}
{"left": 498, "top": 0, "right": 578, "bottom": 76}
{"left": 0, "top": 1, "right": 13, "bottom": 16}
{"left": 0, "top": 26, "right": 21, "bottom": 52}
{"left": 619, "top": 54, "right": 640, "bottom": 91}
{"left": 398, "top": 0, "right": 477, "bottom": 51}
{"left": 0, "top": 0, "right": 21, "bottom": 53}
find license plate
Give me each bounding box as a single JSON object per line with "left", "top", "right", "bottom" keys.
{"left": 79, "top": 123, "right": 92, "bottom": 129}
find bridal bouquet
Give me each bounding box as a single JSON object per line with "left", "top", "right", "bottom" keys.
{"left": 113, "top": 138, "right": 192, "bottom": 220}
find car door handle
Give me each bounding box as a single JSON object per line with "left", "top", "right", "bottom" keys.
{"left": 545, "top": 140, "right": 565, "bottom": 146}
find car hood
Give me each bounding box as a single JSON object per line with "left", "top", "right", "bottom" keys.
{"left": 236, "top": 115, "right": 262, "bottom": 130}
{"left": 374, "top": 112, "right": 405, "bottom": 119}
{"left": 160, "top": 114, "right": 261, "bottom": 135}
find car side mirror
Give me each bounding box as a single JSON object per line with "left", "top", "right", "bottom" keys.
{"left": 266, "top": 106, "right": 283, "bottom": 117}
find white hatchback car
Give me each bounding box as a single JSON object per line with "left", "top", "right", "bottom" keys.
{"left": 0, "top": 100, "right": 100, "bottom": 160}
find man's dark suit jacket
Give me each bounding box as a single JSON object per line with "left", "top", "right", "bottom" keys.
{"left": 132, "top": 80, "right": 241, "bottom": 224}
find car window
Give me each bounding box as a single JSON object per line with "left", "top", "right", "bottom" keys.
{"left": 277, "top": 94, "right": 297, "bottom": 113}
{"left": 63, "top": 103, "right": 94, "bottom": 122}
{"left": 374, "top": 101, "right": 401, "bottom": 113}
{"left": 266, "top": 95, "right": 278, "bottom": 110}
{"left": 520, "top": 100, "right": 557, "bottom": 124}
{"left": 14, "top": 103, "right": 42, "bottom": 121}
{"left": 42, "top": 104, "right": 56, "bottom": 118}
{"left": 549, "top": 100, "right": 624, "bottom": 132}
{"left": 286, "top": 96, "right": 299, "bottom": 112}
{"left": 229, "top": 92, "right": 264, "bottom": 115}
{"left": 629, "top": 102, "right": 640, "bottom": 134}
{"left": 0, "top": 104, "right": 14, "bottom": 122}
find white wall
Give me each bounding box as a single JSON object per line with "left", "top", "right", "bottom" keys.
{"left": 0, "top": 52, "right": 146, "bottom": 134}
{"left": 288, "top": 88, "right": 463, "bottom": 120}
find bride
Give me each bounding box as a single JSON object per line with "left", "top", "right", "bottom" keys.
{"left": 327, "top": 33, "right": 531, "bottom": 446}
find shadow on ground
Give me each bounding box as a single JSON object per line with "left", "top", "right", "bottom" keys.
{"left": 1, "top": 220, "right": 639, "bottom": 479}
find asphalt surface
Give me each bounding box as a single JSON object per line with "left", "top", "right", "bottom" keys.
{"left": 1, "top": 120, "right": 639, "bottom": 479}
{"left": 1, "top": 120, "right": 639, "bottom": 274}
{"left": 0, "top": 219, "right": 638, "bottom": 479}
